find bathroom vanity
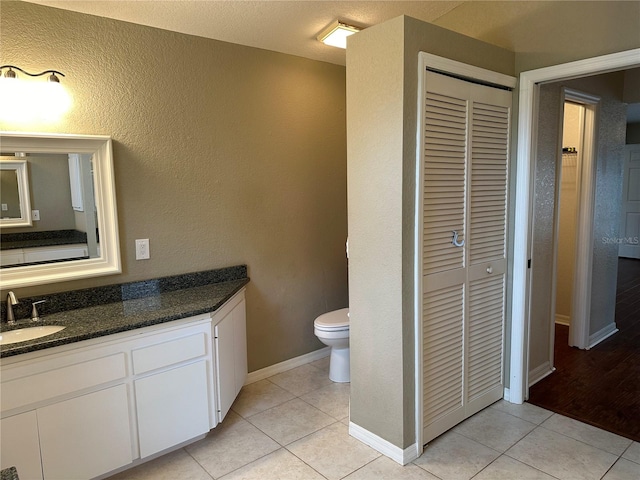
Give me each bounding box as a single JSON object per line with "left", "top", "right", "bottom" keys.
{"left": 0, "top": 269, "right": 248, "bottom": 480}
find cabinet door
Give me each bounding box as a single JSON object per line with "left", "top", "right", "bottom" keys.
{"left": 233, "top": 299, "right": 248, "bottom": 393}
{"left": 38, "top": 384, "right": 133, "bottom": 480}
{"left": 135, "top": 360, "right": 210, "bottom": 458}
{"left": 215, "top": 298, "right": 248, "bottom": 421}
{"left": 215, "top": 311, "right": 236, "bottom": 421}
{"left": 1, "top": 411, "right": 43, "bottom": 480}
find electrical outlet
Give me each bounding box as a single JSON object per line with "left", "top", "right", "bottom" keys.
{"left": 32, "top": 210, "right": 40, "bottom": 221}
{"left": 1, "top": 204, "right": 7, "bottom": 211}
{"left": 135, "top": 239, "right": 150, "bottom": 260}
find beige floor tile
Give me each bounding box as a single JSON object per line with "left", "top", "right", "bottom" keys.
{"left": 231, "top": 379, "right": 295, "bottom": 418}
{"left": 287, "top": 422, "right": 380, "bottom": 480}
{"left": 219, "top": 448, "right": 325, "bottom": 480}
{"left": 490, "top": 400, "right": 554, "bottom": 425}
{"left": 246, "top": 398, "right": 335, "bottom": 445}
{"left": 623, "top": 442, "right": 640, "bottom": 464}
{"left": 414, "top": 431, "right": 500, "bottom": 480}
{"left": 300, "top": 382, "right": 350, "bottom": 420}
{"left": 473, "top": 455, "right": 557, "bottom": 479}
{"left": 107, "top": 448, "right": 210, "bottom": 480}
{"left": 268, "top": 363, "right": 333, "bottom": 396}
{"left": 185, "top": 411, "right": 279, "bottom": 478}
{"left": 602, "top": 458, "right": 640, "bottom": 480}
{"left": 453, "top": 406, "right": 536, "bottom": 452}
{"left": 345, "top": 455, "right": 439, "bottom": 480}
{"left": 540, "top": 414, "right": 632, "bottom": 456}
{"left": 506, "top": 426, "right": 618, "bottom": 480}
{"left": 309, "top": 355, "right": 330, "bottom": 373}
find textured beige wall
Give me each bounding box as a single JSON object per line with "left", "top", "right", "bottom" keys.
{"left": 347, "top": 15, "right": 407, "bottom": 449}
{"left": 0, "top": 1, "right": 349, "bottom": 371}
{"left": 433, "top": 1, "right": 640, "bottom": 73}
{"left": 347, "top": 14, "right": 514, "bottom": 449}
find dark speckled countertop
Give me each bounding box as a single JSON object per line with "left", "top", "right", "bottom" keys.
{"left": 0, "top": 265, "right": 249, "bottom": 358}
{"left": 0, "top": 466, "right": 18, "bottom": 480}
{"left": 0, "top": 229, "right": 88, "bottom": 250}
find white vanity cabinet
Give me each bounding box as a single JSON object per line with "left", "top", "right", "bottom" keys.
{"left": 0, "top": 344, "right": 132, "bottom": 479}
{"left": 0, "top": 288, "right": 247, "bottom": 480}
{"left": 38, "top": 384, "right": 133, "bottom": 480}
{"left": 132, "top": 328, "right": 213, "bottom": 458}
{"left": 1, "top": 411, "right": 43, "bottom": 480}
{"left": 213, "top": 293, "right": 248, "bottom": 420}
{"left": 1, "top": 244, "right": 89, "bottom": 267}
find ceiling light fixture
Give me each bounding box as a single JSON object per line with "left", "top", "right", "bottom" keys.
{"left": 0, "top": 65, "right": 72, "bottom": 123}
{"left": 317, "top": 20, "right": 361, "bottom": 49}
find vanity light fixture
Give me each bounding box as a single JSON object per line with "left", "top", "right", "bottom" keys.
{"left": 317, "top": 20, "right": 361, "bottom": 49}
{"left": 0, "top": 65, "right": 72, "bottom": 122}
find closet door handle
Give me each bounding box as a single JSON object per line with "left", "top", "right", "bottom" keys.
{"left": 451, "top": 231, "right": 465, "bottom": 248}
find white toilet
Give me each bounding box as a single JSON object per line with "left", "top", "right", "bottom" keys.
{"left": 314, "top": 308, "right": 350, "bottom": 383}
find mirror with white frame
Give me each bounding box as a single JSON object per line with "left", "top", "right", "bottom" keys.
{"left": 0, "top": 132, "right": 121, "bottom": 289}
{"left": 0, "top": 158, "right": 32, "bottom": 227}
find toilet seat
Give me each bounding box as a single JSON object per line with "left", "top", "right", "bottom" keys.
{"left": 314, "top": 308, "right": 349, "bottom": 331}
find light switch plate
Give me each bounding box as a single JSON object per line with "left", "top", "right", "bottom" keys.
{"left": 32, "top": 210, "right": 40, "bottom": 221}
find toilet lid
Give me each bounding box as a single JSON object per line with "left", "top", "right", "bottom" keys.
{"left": 314, "top": 308, "right": 349, "bottom": 330}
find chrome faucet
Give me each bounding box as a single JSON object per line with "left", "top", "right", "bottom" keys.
{"left": 6, "top": 291, "right": 18, "bottom": 325}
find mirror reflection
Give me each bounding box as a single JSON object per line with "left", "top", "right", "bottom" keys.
{"left": 0, "top": 168, "right": 21, "bottom": 218}
{"left": 0, "top": 159, "right": 31, "bottom": 227}
{"left": 0, "top": 132, "right": 120, "bottom": 289}
{"left": 0, "top": 153, "right": 99, "bottom": 268}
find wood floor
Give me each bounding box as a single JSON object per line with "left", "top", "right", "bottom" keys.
{"left": 528, "top": 257, "right": 640, "bottom": 442}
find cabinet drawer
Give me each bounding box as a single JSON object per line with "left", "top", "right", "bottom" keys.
{"left": 132, "top": 333, "right": 207, "bottom": 375}
{"left": 1, "top": 353, "right": 126, "bottom": 411}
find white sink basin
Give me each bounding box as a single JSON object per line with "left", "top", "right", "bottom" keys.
{"left": 0, "top": 326, "right": 66, "bottom": 345}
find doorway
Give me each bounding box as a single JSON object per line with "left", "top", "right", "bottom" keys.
{"left": 553, "top": 102, "right": 582, "bottom": 332}
{"left": 509, "top": 48, "right": 640, "bottom": 405}
{"left": 554, "top": 92, "right": 600, "bottom": 352}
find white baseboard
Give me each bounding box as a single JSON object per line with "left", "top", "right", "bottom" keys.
{"left": 503, "top": 387, "right": 511, "bottom": 403}
{"left": 588, "top": 322, "right": 618, "bottom": 350}
{"left": 528, "top": 362, "right": 555, "bottom": 387}
{"left": 245, "top": 347, "right": 330, "bottom": 385}
{"left": 555, "top": 314, "right": 570, "bottom": 326}
{"left": 349, "top": 421, "right": 419, "bottom": 465}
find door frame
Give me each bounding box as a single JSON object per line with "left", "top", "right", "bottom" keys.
{"left": 415, "top": 52, "right": 516, "bottom": 455}
{"left": 509, "top": 48, "right": 640, "bottom": 404}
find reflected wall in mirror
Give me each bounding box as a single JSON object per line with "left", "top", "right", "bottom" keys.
{"left": 0, "top": 132, "right": 121, "bottom": 289}
{"left": 0, "top": 158, "right": 32, "bottom": 227}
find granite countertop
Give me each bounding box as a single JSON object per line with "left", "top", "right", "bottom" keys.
{"left": 1, "top": 230, "right": 88, "bottom": 250}
{"left": 0, "top": 466, "right": 18, "bottom": 480}
{"left": 0, "top": 267, "right": 249, "bottom": 358}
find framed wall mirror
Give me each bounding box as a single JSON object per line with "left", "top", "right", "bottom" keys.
{"left": 0, "top": 132, "right": 121, "bottom": 289}
{"left": 0, "top": 158, "right": 32, "bottom": 227}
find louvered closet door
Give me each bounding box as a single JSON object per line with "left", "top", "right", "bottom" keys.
{"left": 422, "top": 71, "right": 511, "bottom": 444}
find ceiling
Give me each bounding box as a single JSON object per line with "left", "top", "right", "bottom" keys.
{"left": 22, "top": 0, "right": 550, "bottom": 66}
{"left": 19, "top": 1, "right": 640, "bottom": 122}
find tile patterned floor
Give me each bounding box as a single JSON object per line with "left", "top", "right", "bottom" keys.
{"left": 109, "top": 357, "right": 640, "bottom": 480}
